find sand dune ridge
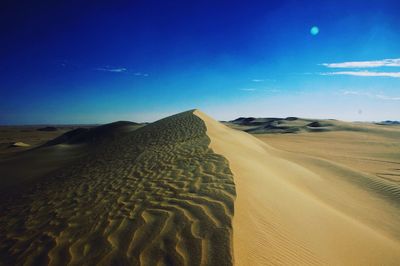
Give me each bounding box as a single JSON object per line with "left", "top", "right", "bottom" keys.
{"left": 0, "top": 110, "right": 235, "bottom": 265}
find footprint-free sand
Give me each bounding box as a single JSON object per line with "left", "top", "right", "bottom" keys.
{"left": 0, "top": 111, "right": 235, "bottom": 265}
{"left": 1, "top": 110, "right": 399, "bottom": 265}
{"left": 195, "top": 110, "right": 400, "bottom": 265}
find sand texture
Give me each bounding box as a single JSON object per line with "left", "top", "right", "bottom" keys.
{"left": 195, "top": 110, "right": 400, "bottom": 265}
{"left": 0, "top": 111, "right": 235, "bottom": 265}
{"left": 0, "top": 125, "right": 87, "bottom": 157}
{"left": 1, "top": 110, "right": 400, "bottom": 265}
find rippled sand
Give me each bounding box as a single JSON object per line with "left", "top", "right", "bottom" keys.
{"left": 1, "top": 110, "right": 400, "bottom": 265}
{"left": 0, "top": 111, "right": 235, "bottom": 265}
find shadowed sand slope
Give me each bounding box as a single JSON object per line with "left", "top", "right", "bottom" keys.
{"left": 0, "top": 111, "right": 235, "bottom": 265}
{"left": 0, "top": 121, "right": 143, "bottom": 194}
{"left": 195, "top": 110, "right": 400, "bottom": 265}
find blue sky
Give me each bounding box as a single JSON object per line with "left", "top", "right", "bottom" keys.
{"left": 1, "top": 0, "right": 400, "bottom": 124}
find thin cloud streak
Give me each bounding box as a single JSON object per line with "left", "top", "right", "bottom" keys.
{"left": 134, "top": 72, "right": 149, "bottom": 77}
{"left": 96, "top": 67, "right": 127, "bottom": 73}
{"left": 239, "top": 87, "right": 280, "bottom": 93}
{"left": 375, "top": 94, "right": 400, "bottom": 101}
{"left": 240, "top": 88, "right": 257, "bottom": 91}
{"left": 342, "top": 90, "right": 400, "bottom": 101}
{"left": 321, "top": 71, "right": 400, "bottom": 78}
{"left": 322, "top": 58, "right": 400, "bottom": 68}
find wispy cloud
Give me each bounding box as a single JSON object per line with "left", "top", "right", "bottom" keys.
{"left": 322, "top": 58, "right": 400, "bottom": 68}
{"left": 375, "top": 94, "right": 400, "bottom": 101}
{"left": 134, "top": 72, "right": 149, "bottom": 77}
{"left": 96, "top": 67, "right": 127, "bottom": 73}
{"left": 342, "top": 90, "right": 400, "bottom": 101}
{"left": 239, "top": 87, "right": 280, "bottom": 93}
{"left": 251, "top": 78, "right": 277, "bottom": 82}
{"left": 95, "top": 67, "right": 150, "bottom": 77}
{"left": 321, "top": 71, "right": 400, "bottom": 78}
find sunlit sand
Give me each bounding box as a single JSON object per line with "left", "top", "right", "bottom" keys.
{"left": 0, "top": 110, "right": 399, "bottom": 265}
{"left": 196, "top": 110, "right": 400, "bottom": 265}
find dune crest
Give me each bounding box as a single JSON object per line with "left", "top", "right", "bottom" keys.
{"left": 0, "top": 111, "right": 235, "bottom": 265}
{"left": 2, "top": 110, "right": 399, "bottom": 265}
{"left": 194, "top": 110, "right": 400, "bottom": 265}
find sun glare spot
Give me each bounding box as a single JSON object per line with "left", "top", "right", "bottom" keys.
{"left": 310, "top": 26, "right": 319, "bottom": 36}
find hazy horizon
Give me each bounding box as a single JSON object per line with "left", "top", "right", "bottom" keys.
{"left": 1, "top": 1, "right": 400, "bottom": 124}
{"left": 0, "top": 108, "right": 396, "bottom": 126}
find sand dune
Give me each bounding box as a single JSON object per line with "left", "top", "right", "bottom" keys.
{"left": 0, "top": 126, "right": 83, "bottom": 157}
{"left": 1, "top": 110, "right": 400, "bottom": 265}
{"left": 10, "top": 142, "right": 31, "bottom": 147}
{"left": 195, "top": 110, "right": 400, "bottom": 265}
{"left": 0, "top": 122, "right": 145, "bottom": 194}
{"left": 224, "top": 115, "right": 393, "bottom": 134}
{"left": 0, "top": 111, "right": 235, "bottom": 265}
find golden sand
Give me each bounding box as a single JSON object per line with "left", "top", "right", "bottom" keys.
{"left": 1, "top": 110, "right": 399, "bottom": 265}
{"left": 0, "top": 111, "right": 235, "bottom": 265}
{"left": 195, "top": 110, "right": 400, "bottom": 265}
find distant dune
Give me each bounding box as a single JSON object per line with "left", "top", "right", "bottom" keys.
{"left": 376, "top": 120, "right": 400, "bottom": 125}
{"left": 10, "top": 141, "right": 31, "bottom": 148}
{"left": 224, "top": 116, "right": 388, "bottom": 134}
{"left": 0, "top": 110, "right": 400, "bottom": 265}
{"left": 0, "top": 126, "right": 88, "bottom": 157}
{"left": 37, "top": 126, "right": 58, "bottom": 132}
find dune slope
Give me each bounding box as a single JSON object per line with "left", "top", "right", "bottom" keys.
{"left": 0, "top": 111, "right": 235, "bottom": 265}
{"left": 2, "top": 110, "right": 399, "bottom": 265}
{"left": 195, "top": 110, "right": 400, "bottom": 265}
{"left": 0, "top": 121, "right": 141, "bottom": 194}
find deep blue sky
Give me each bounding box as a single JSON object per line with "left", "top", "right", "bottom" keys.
{"left": 1, "top": 0, "right": 400, "bottom": 124}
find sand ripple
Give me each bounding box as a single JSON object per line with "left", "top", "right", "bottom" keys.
{"left": 0, "top": 111, "right": 235, "bottom": 265}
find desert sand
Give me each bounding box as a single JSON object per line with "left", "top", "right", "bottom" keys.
{"left": 1, "top": 110, "right": 399, "bottom": 265}
{"left": 0, "top": 111, "right": 235, "bottom": 265}
{"left": 0, "top": 126, "right": 70, "bottom": 157}
{"left": 196, "top": 111, "right": 400, "bottom": 265}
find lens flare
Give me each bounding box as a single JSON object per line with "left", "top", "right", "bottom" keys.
{"left": 310, "top": 26, "right": 319, "bottom": 36}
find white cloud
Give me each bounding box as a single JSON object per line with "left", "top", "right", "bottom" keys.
{"left": 95, "top": 68, "right": 150, "bottom": 76}
{"left": 96, "top": 67, "right": 127, "bottom": 73}
{"left": 134, "top": 72, "right": 149, "bottom": 77}
{"left": 322, "top": 58, "right": 400, "bottom": 68}
{"left": 375, "top": 94, "right": 400, "bottom": 101}
{"left": 251, "top": 79, "right": 264, "bottom": 82}
{"left": 342, "top": 90, "right": 400, "bottom": 101}
{"left": 240, "top": 88, "right": 257, "bottom": 91}
{"left": 321, "top": 71, "right": 400, "bottom": 78}
{"left": 239, "top": 87, "right": 280, "bottom": 93}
